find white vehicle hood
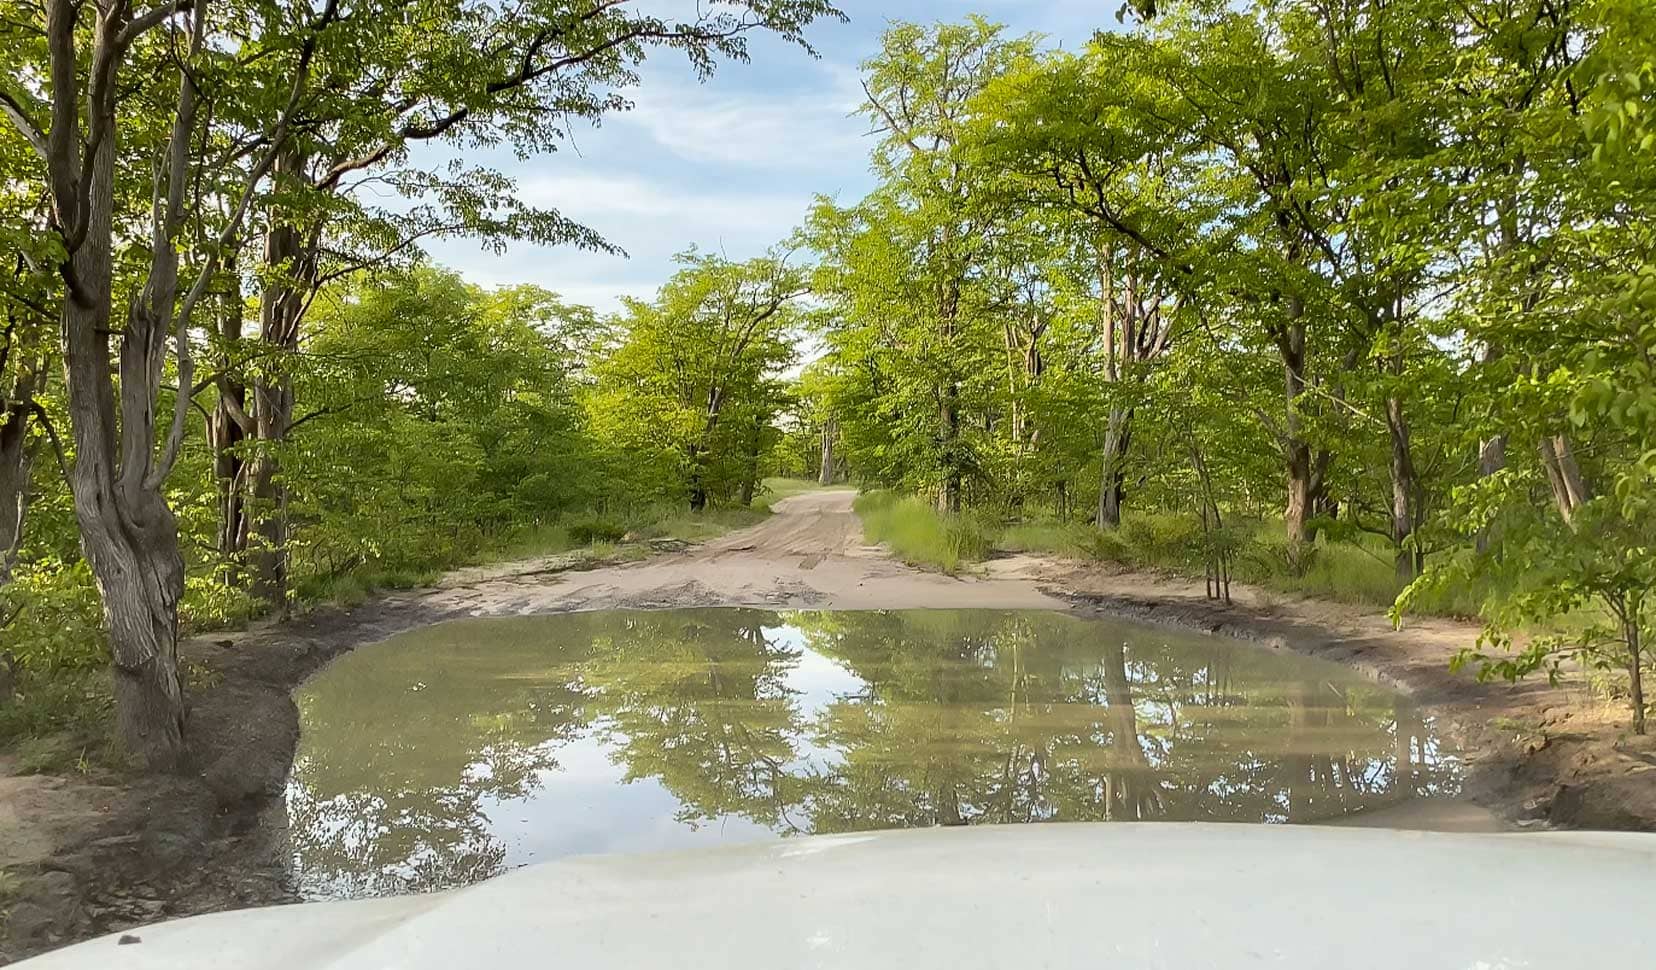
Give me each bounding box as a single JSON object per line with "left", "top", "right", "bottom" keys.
{"left": 19, "top": 823, "right": 1656, "bottom": 969}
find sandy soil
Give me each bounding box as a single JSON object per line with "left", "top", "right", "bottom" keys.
{"left": 4, "top": 488, "right": 1654, "bottom": 962}
{"left": 431, "top": 489, "right": 1065, "bottom": 613}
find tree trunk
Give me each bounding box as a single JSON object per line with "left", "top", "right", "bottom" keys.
{"left": 937, "top": 270, "right": 963, "bottom": 515}
{"left": 1474, "top": 432, "right": 1506, "bottom": 553}
{"left": 1284, "top": 440, "right": 1314, "bottom": 548}
{"left": 1097, "top": 406, "right": 1133, "bottom": 528}
{"left": 248, "top": 195, "right": 307, "bottom": 608}
{"left": 209, "top": 272, "right": 251, "bottom": 573}
{"left": 1626, "top": 606, "right": 1646, "bottom": 736}
{"left": 817, "top": 418, "right": 836, "bottom": 485}
{"left": 1384, "top": 388, "right": 1419, "bottom": 582}
{"left": 686, "top": 440, "right": 709, "bottom": 511}
{"left": 63, "top": 258, "right": 188, "bottom": 771}
{"left": 1539, "top": 434, "right": 1592, "bottom": 524}
{"left": 739, "top": 416, "right": 762, "bottom": 507}
{"left": 1279, "top": 298, "right": 1315, "bottom": 550}
{"left": 0, "top": 386, "right": 36, "bottom": 580}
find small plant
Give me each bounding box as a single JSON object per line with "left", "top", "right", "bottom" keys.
{"left": 566, "top": 516, "right": 627, "bottom": 546}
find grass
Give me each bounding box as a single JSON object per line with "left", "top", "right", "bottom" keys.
{"left": 852, "top": 494, "right": 1486, "bottom": 616}
{"left": 488, "top": 522, "right": 577, "bottom": 560}
{"left": 0, "top": 668, "right": 120, "bottom": 774}
{"left": 638, "top": 507, "right": 769, "bottom": 542}
{"left": 854, "top": 490, "right": 995, "bottom": 574}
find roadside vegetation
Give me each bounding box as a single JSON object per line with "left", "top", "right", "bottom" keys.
{"left": 1, "top": 0, "right": 1653, "bottom": 779}
{"left": 855, "top": 493, "right": 1482, "bottom": 615}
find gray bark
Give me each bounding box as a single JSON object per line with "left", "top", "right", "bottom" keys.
{"left": 1385, "top": 388, "right": 1420, "bottom": 581}
{"left": 248, "top": 214, "right": 305, "bottom": 608}
{"left": 1097, "top": 407, "right": 1132, "bottom": 528}
{"left": 1280, "top": 301, "right": 1315, "bottom": 550}
{"left": 1, "top": 367, "right": 39, "bottom": 582}
{"left": 817, "top": 418, "right": 836, "bottom": 485}
{"left": 247, "top": 154, "right": 318, "bottom": 608}
{"left": 50, "top": 0, "right": 194, "bottom": 767}
{"left": 1539, "top": 433, "right": 1592, "bottom": 523}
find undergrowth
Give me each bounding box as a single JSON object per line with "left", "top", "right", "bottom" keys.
{"left": 856, "top": 495, "right": 1484, "bottom": 616}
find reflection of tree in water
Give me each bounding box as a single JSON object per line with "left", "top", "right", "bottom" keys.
{"left": 289, "top": 609, "right": 1459, "bottom": 897}
{"left": 579, "top": 613, "right": 809, "bottom": 831}
{"left": 288, "top": 614, "right": 609, "bottom": 897}
{"left": 778, "top": 611, "right": 1456, "bottom": 832}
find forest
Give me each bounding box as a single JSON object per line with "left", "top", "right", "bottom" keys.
{"left": 1, "top": 0, "right": 1654, "bottom": 775}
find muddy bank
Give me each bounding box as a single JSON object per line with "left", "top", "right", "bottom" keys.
{"left": 3, "top": 490, "right": 1653, "bottom": 962}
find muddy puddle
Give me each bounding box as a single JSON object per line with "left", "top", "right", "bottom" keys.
{"left": 286, "top": 609, "right": 1459, "bottom": 899}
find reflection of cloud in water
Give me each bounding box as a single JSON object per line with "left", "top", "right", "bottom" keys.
{"left": 770, "top": 624, "right": 868, "bottom": 717}
{"left": 287, "top": 609, "right": 1462, "bottom": 900}
{"left": 478, "top": 734, "right": 775, "bottom": 867}
{"left": 770, "top": 625, "right": 866, "bottom": 773}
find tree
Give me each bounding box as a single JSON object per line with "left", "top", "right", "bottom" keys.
{"left": 591, "top": 251, "right": 806, "bottom": 511}
{"left": 968, "top": 41, "right": 1203, "bottom": 526}
{"left": 1400, "top": 0, "right": 1656, "bottom": 733}
{"left": 227, "top": 0, "right": 844, "bottom": 607}
{"left": 0, "top": 0, "right": 331, "bottom": 767}
{"left": 809, "top": 19, "right": 1035, "bottom": 513}
{"left": 0, "top": 0, "right": 842, "bottom": 767}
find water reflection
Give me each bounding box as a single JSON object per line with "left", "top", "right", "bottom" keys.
{"left": 287, "top": 609, "right": 1458, "bottom": 899}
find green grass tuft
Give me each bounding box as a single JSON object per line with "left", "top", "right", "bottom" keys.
{"left": 0, "top": 669, "right": 118, "bottom": 773}
{"left": 854, "top": 491, "right": 995, "bottom": 574}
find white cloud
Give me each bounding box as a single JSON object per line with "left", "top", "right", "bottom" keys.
{"left": 517, "top": 171, "right": 817, "bottom": 250}
{"left": 618, "top": 61, "right": 870, "bottom": 171}
{"left": 425, "top": 170, "right": 824, "bottom": 312}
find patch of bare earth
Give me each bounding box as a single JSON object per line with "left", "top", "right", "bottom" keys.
{"left": 3, "top": 489, "right": 1653, "bottom": 963}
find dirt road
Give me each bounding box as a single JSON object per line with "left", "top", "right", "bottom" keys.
{"left": 435, "top": 489, "right": 1064, "bottom": 613}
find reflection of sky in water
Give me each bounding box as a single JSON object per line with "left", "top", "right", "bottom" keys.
{"left": 477, "top": 736, "right": 776, "bottom": 865}
{"left": 287, "top": 609, "right": 1462, "bottom": 901}
{"left": 476, "top": 630, "right": 868, "bottom": 869}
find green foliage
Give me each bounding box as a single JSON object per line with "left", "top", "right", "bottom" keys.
{"left": 281, "top": 268, "right": 600, "bottom": 593}
{"left": 854, "top": 491, "right": 995, "bottom": 574}
{"left": 0, "top": 669, "right": 115, "bottom": 771}
{"left": 565, "top": 516, "right": 628, "bottom": 547}
{"left": 589, "top": 250, "right": 806, "bottom": 510}
{"left": 5, "top": 0, "right": 1656, "bottom": 758}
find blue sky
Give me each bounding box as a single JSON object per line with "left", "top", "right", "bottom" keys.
{"left": 420, "top": 1, "right": 1114, "bottom": 312}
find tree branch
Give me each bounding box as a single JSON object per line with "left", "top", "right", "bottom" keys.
{"left": 115, "top": 0, "right": 196, "bottom": 50}
{"left": 29, "top": 401, "right": 73, "bottom": 490}
{"left": 0, "top": 89, "right": 47, "bottom": 159}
